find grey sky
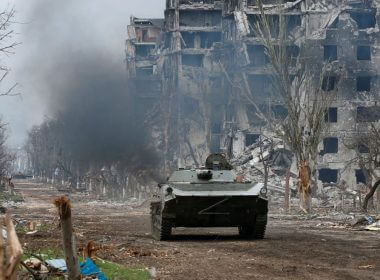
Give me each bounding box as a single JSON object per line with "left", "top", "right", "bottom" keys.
{"left": 0, "top": 0, "right": 165, "bottom": 147}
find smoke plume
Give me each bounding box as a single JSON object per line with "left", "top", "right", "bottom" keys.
{"left": 23, "top": 0, "right": 159, "bottom": 173}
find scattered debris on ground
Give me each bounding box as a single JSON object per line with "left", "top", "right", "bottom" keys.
{"left": 9, "top": 181, "right": 380, "bottom": 279}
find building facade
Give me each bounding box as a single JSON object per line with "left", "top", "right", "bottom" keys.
{"left": 126, "top": 0, "right": 379, "bottom": 189}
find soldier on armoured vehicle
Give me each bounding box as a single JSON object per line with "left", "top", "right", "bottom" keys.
{"left": 151, "top": 154, "right": 268, "bottom": 240}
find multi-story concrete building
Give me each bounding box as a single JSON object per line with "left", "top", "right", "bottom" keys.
{"left": 126, "top": 0, "right": 379, "bottom": 190}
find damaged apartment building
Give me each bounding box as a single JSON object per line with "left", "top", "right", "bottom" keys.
{"left": 125, "top": 0, "right": 380, "bottom": 190}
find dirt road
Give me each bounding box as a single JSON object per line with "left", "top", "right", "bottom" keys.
{"left": 9, "top": 181, "right": 380, "bottom": 280}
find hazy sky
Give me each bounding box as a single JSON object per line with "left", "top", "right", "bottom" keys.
{"left": 0, "top": 0, "right": 165, "bottom": 147}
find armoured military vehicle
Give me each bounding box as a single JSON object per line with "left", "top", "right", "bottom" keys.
{"left": 151, "top": 154, "right": 268, "bottom": 240}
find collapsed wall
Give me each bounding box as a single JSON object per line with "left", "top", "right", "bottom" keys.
{"left": 126, "top": 0, "right": 380, "bottom": 204}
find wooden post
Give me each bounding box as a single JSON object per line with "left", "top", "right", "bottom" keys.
{"left": 0, "top": 214, "right": 23, "bottom": 280}
{"left": 284, "top": 169, "right": 290, "bottom": 213}
{"left": 54, "top": 197, "right": 80, "bottom": 280}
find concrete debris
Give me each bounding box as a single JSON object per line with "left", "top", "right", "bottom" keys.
{"left": 231, "top": 137, "right": 296, "bottom": 196}
{"left": 358, "top": 264, "right": 375, "bottom": 269}
{"left": 148, "top": 267, "right": 157, "bottom": 279}
{"left": 351, "top": 215, "right": 380, "bottom": 231}
{"left": 46, "top": 259, "right": 67, "bottom": 272}
{"left": 365, "top": 221, "right": 380, "bottom": 231}
{"left": 231, "top": 135, "right": 372, "bottom": 210}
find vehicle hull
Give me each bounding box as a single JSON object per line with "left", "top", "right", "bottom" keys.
{"left": 161, "top": 196, "right": 268, "bottom": 227}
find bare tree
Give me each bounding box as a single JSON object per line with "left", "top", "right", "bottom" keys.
{"left": 345, "top": 123, "right": 380, "bottom": 212}
{"left": 0, "top": 7, "right": 19, "bottom": 97}
{"left": 0, "top": 7, "right": 19, "bottom": 182}
{"left": 226, "top": 0, "right": 339, "bottom": 212}
{"left": 257, "top": 135, "right": 276, "bottom": 191}
{"left": 0, "top": 120, "right": 13, "bottom": 179}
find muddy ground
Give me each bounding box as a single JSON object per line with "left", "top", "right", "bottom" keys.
{"left": 7, "top": 180, "right": 380, "bottom": 280}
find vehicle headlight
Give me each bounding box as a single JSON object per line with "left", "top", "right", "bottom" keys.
{"left": 260, "top": 187, "right": 267, "bottom": 197}
{"left": 166, "top": 187, "right": 173, "bottom": 196}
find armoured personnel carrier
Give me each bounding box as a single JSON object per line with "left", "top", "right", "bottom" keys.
{"left": 151, "top": 154, "right": 268, "bottom": 240}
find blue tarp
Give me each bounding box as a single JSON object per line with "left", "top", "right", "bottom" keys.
{"left": 80, "top": 258, "right": 107, "bottom": 280}
{"left": 46, "top": 258, "right": 107, "bottom": 280}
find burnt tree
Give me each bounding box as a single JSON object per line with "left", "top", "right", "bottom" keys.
{"left": 346, "top": 123, "right": 380, "bottom": 212}
{"left": 237, "top": 0, "right": 339, "bottom": 213}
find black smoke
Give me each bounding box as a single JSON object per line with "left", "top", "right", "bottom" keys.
{"left": 22, "top": 0, "right": 159, "bottom": 175}
{"left": 54, "top": 55, "right": 158, "bottom": 171}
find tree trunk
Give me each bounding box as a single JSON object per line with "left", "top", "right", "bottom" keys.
{"left": 362, "top": 180, "right": 380, "bottom": 213}
{"left": 263, "top": 165, "right": 269, "bottom": 190}
{"left": 0, "top": 214, "right": 23, "bottom": 280}
{"left": 284, "top": 169, "right": 290, "bottom": 212}
{"left": 298, "top": 161, "right": 311, "bottom": 213}
{"left": 54, "top": 197, "right": 80, "bottom": 280}
{"left": 377, "top": 185, "right": 380, "bottom": 211}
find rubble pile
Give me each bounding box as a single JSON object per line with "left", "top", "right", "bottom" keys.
{"left": 231, "top": 139, "right": 367, "bottom": 211}
{"left": 231, "top": 138, "right": 297, "bottom": 199}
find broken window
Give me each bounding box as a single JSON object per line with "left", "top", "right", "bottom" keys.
{"left": 349, "top": 10, "right": 376, "bottom": 29}
{"left": 211, "top": 122, "right": 222, "bottom": 134}
{"left": 323, "top": 137, "right": 338, "bottom": 154}
{"left": 356, "top": 76, "right": 371, "bottom": 92}
{"left": 134, "top": 25, "right": 161, "bottom": 43}
{"left": 322, "top": 76, "right": 336, "bottom": 91}
{"left": 179, "top": 10, "right": 222, "bottom": 27}
{"left": 286, "top": 15, "right": 301, "bottom": 35}
{"left": 226, "top": 104, "right": 234, "bottom": 122}
{"left": 329, "top": 17, "right": 339, "bottom": 28}
{"left": 324, "top": 45, "right": 337, "bottom": 61}
{"left": 325, "top": 107, "right": 338, "bottom": 123}
{"left": 247, "top": 15, "right": 259, "bottom": 37}
{"left": 357, "top": 46, "right": 371, "bottom": 60}
{"left": 245, "top": 134, "right": 260, "bottom": 147}
{"left": 135, "top": 78, "right": 160, "bottom": 94}
{"left": 210, "top": 134, "right": 221, "bottom": 153}
{"left": 356, "top": 106, "right": 380, "bottom": 122}
{"left": 286, "top": 46, "right": 300, "bottom": 66}
{"left": 287, "top": 45, "right": 300, "bottom": 59}
{"left": 136, "top": 66, "right": 154, "bottom": 77}
{"left": 355, "top": 170, "right": 366, "bottom": 184}
{"left": 135, "top": 45, "right": 155, "bottom": 58}
{"left": 181, "top": 32, "right": 195, "bottom": 48}
{"left": 247, "top": 0, "right": 297, "bottom": 5}
{"left": 200, "top": 32, "right": 221, "bottom": 48}
{"left": 271, "top": 105, "right": 288, "bottom": 120}
{"left": 318, "top": 169, "right": 338, "bottom": 183}
{"left": 182, "top": 54, "right": 203, "bottom": 67}
{"left": 358, "top": 143, "right": 369, "bottom": 153}
{"left": 246, "top": 104, "right": 267, "bottom": 126}
{"left": 180, "top": 0, "right": 215, "bottom": 4}
{"left": 247, "top": 75, "right": 272, "bottom": 98}
{"left": 181, "top": 96, "right": 199, "bottom": 115}
{"left": 247, "top": 45, "right": 268, "bottom": 66}
{"left": 248, "top": 15, "right": 279, "bottom": 38}
{"left": 181, "top": 32, "right": 221, "bottom": 49}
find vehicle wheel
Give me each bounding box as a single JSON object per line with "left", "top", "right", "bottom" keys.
{"left": 252, "top": 214, "right": 267, "bottom": 239}
{"left": 151, "top": 203, "right": 172, "bottom": 241}
{"left": 238, "top": 225, "right": 254, "bottom": 238}
{"left": 238, "top": 214, "right": 267, "bottom": 239}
